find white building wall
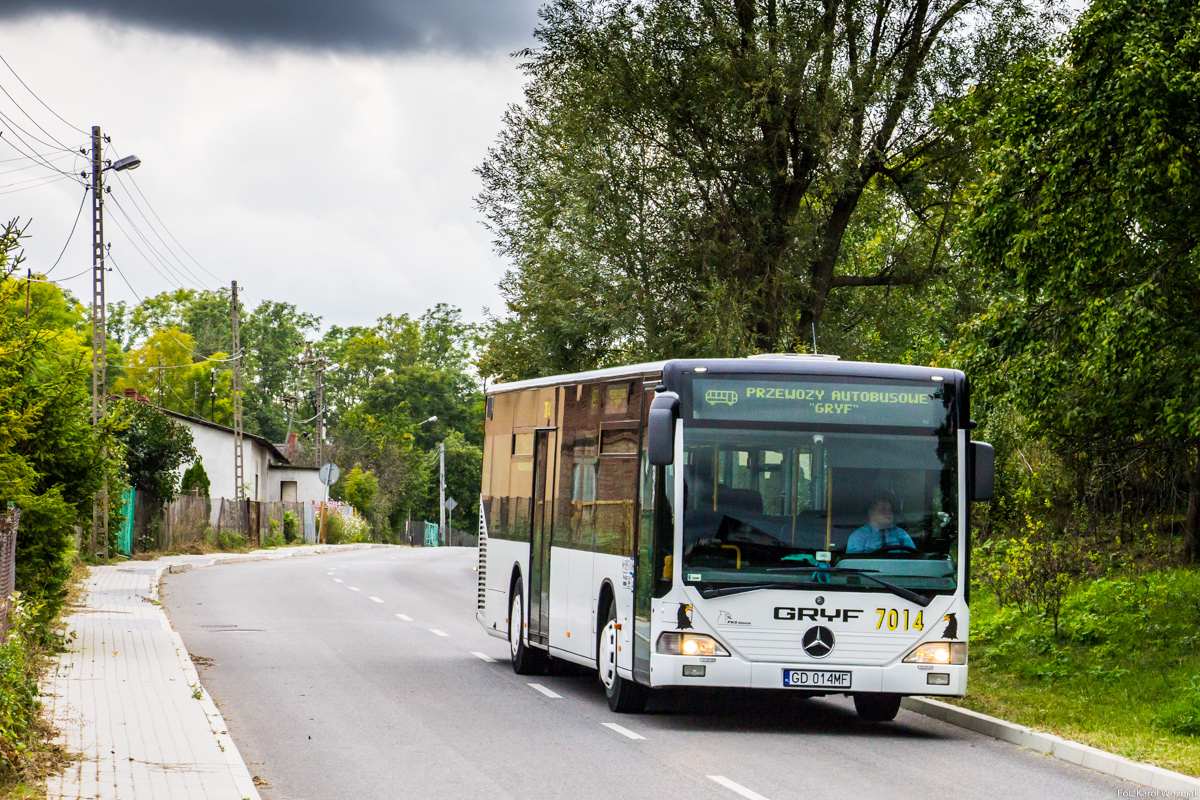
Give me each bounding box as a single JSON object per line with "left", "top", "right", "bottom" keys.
{"left": 177, "top": 418, "right": 277, "bottom": 501}
{"left": 267, "top": 467, "right": 325, "bottom": 504}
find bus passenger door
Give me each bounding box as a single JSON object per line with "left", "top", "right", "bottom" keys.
{"left": 527, "top": 428, "right": 556, "bottom": 646}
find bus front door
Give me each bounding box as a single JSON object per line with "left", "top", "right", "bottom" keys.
{"left": 527, "top": 428, "right": 556, "bottom": 646}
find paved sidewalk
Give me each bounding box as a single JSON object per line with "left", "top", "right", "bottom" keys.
{"left": 42, "top": 544, "right": 388, "bottom": 800}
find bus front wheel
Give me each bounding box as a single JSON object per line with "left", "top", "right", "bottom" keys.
{"left": 853, "top": 692, "right": 902, "bottom": 722}
{"left": 509, "top": 586, "right": 545, "bottom": 675}
{"left": 598, "top": 605, "right": 647, "bottom": 713}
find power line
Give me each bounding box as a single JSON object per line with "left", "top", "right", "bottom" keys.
{"left": 0, "top": 54, "right": 88, "bottom": 136}
{"left": 0, "top": 79, "right": 76, "bottom": 151}
{"left": 109, "top": 146, "right": 224, "bottom": 284}
{"left": 107, "top": 175, "right": 214, "bottom": 289}
{"left": 106, "top": 197, "right": 205, "bottom": 291}
{"left": 0, "top": 173, "right": 74, "bottom": 196}
{"left": 43, "top": 186, "right": 89, "bottom": 276}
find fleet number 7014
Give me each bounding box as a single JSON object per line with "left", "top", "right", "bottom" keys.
{"left": 876, "top": 608, "right": 924, "bottom": 631}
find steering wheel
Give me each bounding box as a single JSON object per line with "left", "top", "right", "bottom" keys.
{"left": 863, "top": 544, "right": 919, "bottom": 555}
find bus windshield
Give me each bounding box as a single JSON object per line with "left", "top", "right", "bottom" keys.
{"left": 680, "top": 376, "right": 959, "bottom": 595}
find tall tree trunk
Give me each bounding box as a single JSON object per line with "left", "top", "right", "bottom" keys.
{"left": 1184, "top": 450, "right": 1200, "bottom": 563}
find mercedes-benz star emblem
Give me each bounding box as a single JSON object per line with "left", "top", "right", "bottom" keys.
{"left": 802, "top": 625, "right": 835, "bottom": 658}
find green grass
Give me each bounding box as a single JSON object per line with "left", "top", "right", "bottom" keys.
{"left": 957, "top": 568, "right": 1200, "bottom": 776}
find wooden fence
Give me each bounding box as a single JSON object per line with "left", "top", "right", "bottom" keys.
{"left": 0, "top": 508, "right": 19, "bottom": 641}
{"left": 126, "top": 492, "right": 317, "bottom": 553}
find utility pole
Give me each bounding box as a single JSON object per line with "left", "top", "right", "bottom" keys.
{"left": 90, "top": 125, "right": 107, "bottom": 561}
{"left": 314, "top": 354, "right": 325, "bottom": 468}
{"left": 231, "top": 281, "right": 244, "bottom": 501}
{"left": 439, "top": 442, "right": 446, "bottom": 547}
{"left": 209, "top": 368, "right": 216, "bottom": 422}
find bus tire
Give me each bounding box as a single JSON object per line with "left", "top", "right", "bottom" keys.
{"left": 508, "top": 585, "right": 545, "bottom": 675}
{"left": 599, "top": 604, "right": 647, "bottom": 713}
{"left": 853, "top": 692, "right": 902, "bottom": 722}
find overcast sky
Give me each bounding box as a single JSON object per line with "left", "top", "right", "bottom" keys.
{"left": 0, "top": 1, "right": 542, "bottom": 328}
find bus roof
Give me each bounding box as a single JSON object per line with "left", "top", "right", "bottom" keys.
{"left": 488, "top": 355, "right": 963, "bottom": 395}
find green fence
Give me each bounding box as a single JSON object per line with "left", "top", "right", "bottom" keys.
{"left": 424, "top": 521, "right": 439, "bottom": 547}
{"left": 117, "top": 487, "right": 135, "bottom": 556}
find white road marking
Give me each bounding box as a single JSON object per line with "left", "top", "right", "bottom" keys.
{"left": 333, "top": 579, "right": 343, "bottom": 583}
{"left": 369, "top": 597, "right": 384, "bottom": 603}
{"left": 528, "top": 683, "right": 562, "bottom": 699}
{"left": 471, "top": 652, "right": 497, "bottom": 663}
{"left": 429, "top": 629, "right": 449, "bottom": 637}
{"left": 601, "top": 722, "right": 645, "bottom": 740}
{"left": 707, "top": 776, "right": 771, "bottom": 800}
{"left": 396, "top": 614, "right": 412, "bottom": 621}
{"left": 348, "top": 587, "right": 361, "bottom": 592}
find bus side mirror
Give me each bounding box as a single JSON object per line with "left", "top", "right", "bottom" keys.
{"left": 971, "top": 441, "right": 994, "bottom": 501}
{"left": 647, "top": 392, "right": 679, "bottom": 466}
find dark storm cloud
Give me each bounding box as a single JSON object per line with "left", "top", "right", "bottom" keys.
{"left": 0, "top": 0, "right": 544, "bottom": 54}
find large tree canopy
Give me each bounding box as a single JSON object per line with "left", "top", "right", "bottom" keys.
{"left": 478, "top": 0, "right": 1055, "bottom": 378}
{"left": 961, "top": 0, "right": 1200, "bottom": 557}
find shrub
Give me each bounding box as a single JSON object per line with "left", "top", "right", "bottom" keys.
{"left": 216, "top": 531, "right": 245, "bottom": 551}
{"left": 325, "top": 512, "right": 368, "bottom": 544}
{"left": 282, "top": 511, "right": 300, "bottom": 543}
{"left": 262, "top": 534, "right": 285, "bottom": 548}
{"left": 0, "top": 595, "right": 45, "bottom": 778}
{"left": 179, "top": 461, "right": 210, "bottom": 497}
{"left": 1155, "top": 677, "right": 1200, "bottom": 735}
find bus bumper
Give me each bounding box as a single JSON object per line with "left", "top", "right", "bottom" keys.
{"left": 650, "top": 655, "right": 967, "bottom": 696}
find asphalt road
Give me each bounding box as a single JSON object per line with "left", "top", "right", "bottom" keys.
{"left": 161, "top": 547, "right": 1131, "bottom": 800}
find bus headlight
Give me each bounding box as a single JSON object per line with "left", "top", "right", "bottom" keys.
{"left": 657, "top": 632, "right": 730, "bottom": 657}
{"left": 903, "top": 641, "right": 967, "bottom": 665}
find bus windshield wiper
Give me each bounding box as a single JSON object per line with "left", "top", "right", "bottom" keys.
{"left": 767, "top": 567, "right": 932, "bottom": 608}
{"left": 699, "top": 582, "right": 816, "bottom": 599}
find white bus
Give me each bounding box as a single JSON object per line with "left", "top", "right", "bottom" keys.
{"left": 476, "top": 355, "right": 993, "bottom": 719}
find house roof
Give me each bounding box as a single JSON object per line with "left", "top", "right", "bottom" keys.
{"left": 156, "top": 408, "right": 291, "bottom": 464}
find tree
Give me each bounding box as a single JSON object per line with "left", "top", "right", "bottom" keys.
{"left": 180, "top": 461, "right": 211, "bottom": 497}
{"left": 0, "top": 220, "right": 124, "bottom": 630}
{"left": 961, "top": 0, "right": 1200, "bottom": 558}
{"left": 114, "top": 402, "right": 197, "bottom": 504}
{"left": 242, "top": 300, "right": 320, "bottom": 442}
{"left": 477, "top": 0, "right": 1057, "bottom": 377}
{"left": 341, "top": 464, "right": 379, "bottom": 521}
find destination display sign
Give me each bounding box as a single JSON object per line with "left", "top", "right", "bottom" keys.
{"left": 691, "top": 377, "right": 951, "bottom": 428}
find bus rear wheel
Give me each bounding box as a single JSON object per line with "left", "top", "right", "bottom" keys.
{"left": 598, "top": 605, "right": 647, "bottom": 713}
{"left": 853, "top": 692, "right": 902, "bottom": 722}
{"left": 509, "top": 586, "right": 545, "bottom": 675}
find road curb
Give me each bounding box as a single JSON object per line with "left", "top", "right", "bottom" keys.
{"left": 902, "top": 696, "right": 1200, "bottom": 792}
{"left": 147, "top": 566, "right": 262, "bottom": 800}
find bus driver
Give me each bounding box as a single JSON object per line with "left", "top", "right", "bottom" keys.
{"left": 846, "top": 496, "right": 914, "bottom": 554}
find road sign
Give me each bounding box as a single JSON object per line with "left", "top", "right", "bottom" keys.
{"left": 443, "top": 497, "right": 457, "bottom": 511}
{"left": 318, "top": 462, "right": 340, "bottom": 486}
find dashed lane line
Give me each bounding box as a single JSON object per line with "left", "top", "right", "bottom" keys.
{"left": 348, "top": 587, "right": 361, "bottom": 592}
{"left": 333, "top": 579, "right": 344, "bottom": 583}
{"left": 528, "top": 683, "right": 562, "bottom": 699}
{"left": 707, "top": 776, "right": 771, "bottom": 800}
{"left": 471, "top": 652, "right": 497, "bottom": 663}
{"left": 369, "top": 596, "right": 384, "bottom": 603}
{"left": 396, "top": 614, "right": 413, "bottom": 621}
{"left": 429, "top": 629, "right": 449, "bottom": 637}
{"left": 601, "top": 722, "right": 645, "bottom": 740}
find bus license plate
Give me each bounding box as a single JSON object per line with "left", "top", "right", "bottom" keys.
{"left": 783, "top": 669, "right": 852, "bottom": 688}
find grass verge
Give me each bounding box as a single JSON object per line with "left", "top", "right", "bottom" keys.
{"left": 0, "top": 561, "right": 88, "bottom": 798}
{"left": 957, "top": 567, "right": 1200, "bottom": 777}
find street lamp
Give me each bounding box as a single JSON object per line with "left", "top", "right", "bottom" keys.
{"left": 109, "top": 154, "right": 141, "bottom": 172}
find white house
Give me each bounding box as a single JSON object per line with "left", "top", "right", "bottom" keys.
{"left": 161, "top": 408, "right": 291, "bottom": 502}
{"left": 267, "top": 464, "right": 326, "bottom": 503}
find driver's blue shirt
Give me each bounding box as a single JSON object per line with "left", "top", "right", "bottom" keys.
{"left": 846, "top": 524, "right": 914, "bottom": 554}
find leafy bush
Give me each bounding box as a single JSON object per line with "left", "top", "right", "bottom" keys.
{"left": 282, "top": 511, "right": 300, "bottom": 543}
{"left": 12, "top": 490, "right": 76, "bottom": 632}
{"left": 325, "top": 512, "right": 368, "bottom": 544}
{"left": 216, "top": 531, "right": 246, "bottom": 551}
{"left": 0, "top": 595, "right": 45, "bottom": 778}
{"left": 1155, "top": 677, "right": 1200, "bottom": 736}
{"left": 262, "top": 534, "right": 285, "bottom": 548}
